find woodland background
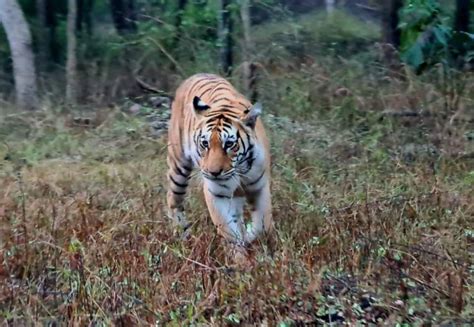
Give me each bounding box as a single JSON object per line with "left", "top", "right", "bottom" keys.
{"left": 0, "top": 0, "right": 473, "bottom": 325}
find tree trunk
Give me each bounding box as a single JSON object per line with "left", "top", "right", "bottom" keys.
{"left": 173, "top": 0, "right": 187, "bottom": 45}
{"left": 240, "top": 0, "right": 257, "bottom": 102}
{"left": 109, "top": 0, "right": 137, "bottom": 35}
{"left": 454, "top": 0, "right": 471, "bottom": 61}
{"left": 454, "top": 0, "right": 470, "bottom": 33}
{"left": 218, "top": 0, "right": 232, "bottom": 76}
{"left": 36, "top": 0, "right": 49, "bottom": 65}
{"left": 77, "top": 0, "right": 94, "bottom": 36}
{"left": 325, "top": 0, "right": 335, "bottom": 15}
{"left": 382, "top": 0, "right": 402, "bottom": 48}
{"left": 45, "top": 0, "right": 60, "bottom": 62}
{"left": 77, "top": 0, "right": 84, "bottom": 33}
{"left": 84, "top": 0, "right": 93, "bottom": 36}
{"left": 66, "top": 0, "right": 78, "bottom": 104}
{"left": 0, "top": 0, "right": 39, "bottom": 110}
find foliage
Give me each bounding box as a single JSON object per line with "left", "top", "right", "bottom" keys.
{"left": 253, "top": 9, "right": 380, "bottom": 60}
{"left": 399, "top": 0, "right": 474, "bottom": 72}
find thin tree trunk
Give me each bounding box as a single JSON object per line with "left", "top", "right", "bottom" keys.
{"left": 325, "top": 0, "right": 335, "bottom": 15}
{"left": 240, "top": 0, "right": 257, "bottom": 102}
{"left": 66, "top": 0, "right": 78, "bottom": 104}
{"left": 77, "top": 0, "right": 84, "bottom": 33}
{"left": 382, "top": 0, "right": 402, "bottom": 48}
{"left": 453, "top": 0, "right": 471, "bottom": 62}
{"left": 46, "top": 0, "right": 60, "bottom": 62}
{"left": 77, "top": 0, "right": 94, "bottom": 36}
{"left": 84, "top": 0, "right": 93, "bottom": 36}
{"left": 218, "top": 0, "right": 232, "bottom": 76}
{"left": 0, "top": 0, "right": 39, "bottom": 110}
{"left": 109, "top": 0, "right": 137, "bottom": 35}
{"left": 36, "top": 0, "right": 48, "bottom": 66}
{"left": 76, "top": 0, "right": 94, "bottom": 36}
{"left": 173, "top": 0, "right": 187, "bottom": 46}
{"left": 126, "top": 0, "right": 136, "bottom": 31}
{"left": 454, "top": 0, "right": 470, "bottom": 33}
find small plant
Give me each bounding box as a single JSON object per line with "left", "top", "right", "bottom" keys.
{"left": 399, "top": 0, "right": 473, "bottom": 112}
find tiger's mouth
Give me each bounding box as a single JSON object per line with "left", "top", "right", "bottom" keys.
{"left": 201, "top": 170, "right": 235, "bottom": 181}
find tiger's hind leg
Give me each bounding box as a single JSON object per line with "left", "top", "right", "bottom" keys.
{"left": 166, "top": 155, "right": 193, "bottom": 231}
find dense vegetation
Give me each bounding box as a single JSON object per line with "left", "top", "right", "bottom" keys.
{"left": 0, "top": 0, "right": 473, "bottom": 325}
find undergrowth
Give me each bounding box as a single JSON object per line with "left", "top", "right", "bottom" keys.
{"left": 1, "top": 68, "right": 473, "bottom": 325}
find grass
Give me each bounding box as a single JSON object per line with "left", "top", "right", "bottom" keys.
{"left": 1, "top": 8, "right": 473, "bottom": 326}
{"left": 0, "top": 68, "right": 472, "bottom": 325}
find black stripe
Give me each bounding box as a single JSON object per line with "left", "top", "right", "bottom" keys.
{"left": 247, "top": 170, "right": 265, "bottom": 186}
{"left": 238, "top": 101, "right": 248, "bottom": 109}
{"left": 218, "top": 115, "right": 232, "bottom": 123}
{"left": 217, "top": 183, "right": 229, "bottom": 189}
{"left": 207, "top": 109, "right": 236, "bottom": 115}
{"left": 219, "top": 105, "right": 235, "bottom": 109}
{"left": 199, "top": 85, "right": 215, "bottom": 97}
{"left": 174, "top": 164, "right": 188, "bottom": 178}
{"left": 239, "top": 150, "right": 255, "bottom": 168}
{"left": 222, "top": 122, "right": 233, "bottom": 129}
{"left": 208, "top": 189, "right": 231, "bottom": 199}
{"left": 212, "top": 97, "right": 230, "bottom": 103}
{"left": 238, "top": 143, "right": 253, "bottom": 163}
{"left": 246, "top": 186, "right": 264, "bottom": 195}
{"left": 210, "top": 86, "right": 232, "bottom": 98}
{"left": 189, "top": 79, "right": 208, "bottom": 96}
{"left": 172, "top": 189, "right": 186, "bottom": 195}
{"left": 206, "top": 109, "right": 239, "bottom": 117}
{"left": 181, "top": 164, "right": 192, "bottom": 172}
{"left": 197, "top": 81, "right": 218, "bottom": 92}
{"left": 170, "top": 175, "right": 188, "bottom": 188}
{"left": 205, "top": 114, "right": 228, "bottom": 122}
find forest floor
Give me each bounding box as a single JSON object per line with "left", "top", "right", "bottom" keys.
{"left": 0, "top": 84, "right": 472, "bottom": 325}
{"left": 1, "top": 9, "right": 474, "bottom": 324}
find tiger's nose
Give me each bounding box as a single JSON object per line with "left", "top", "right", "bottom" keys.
{"left": 209, "top": 169, "right": 222, "bottom": 177}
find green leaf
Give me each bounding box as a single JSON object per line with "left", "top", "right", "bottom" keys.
{"left": 433, "top": 27, "right": 447, "bottom": 46}
{"left": 402, "top": 43, "right": 424, "bottom": 70}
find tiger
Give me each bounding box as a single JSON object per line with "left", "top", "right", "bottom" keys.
{"left": 166, "top": 73, "right": 272, "bottom": 248}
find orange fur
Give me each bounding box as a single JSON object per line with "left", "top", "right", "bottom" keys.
{"left": 166, "top": 73, "right": 272, "bottom": 245}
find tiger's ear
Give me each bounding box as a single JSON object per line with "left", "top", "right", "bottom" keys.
{"left": 193, "top": 96, "right": 210, "bottom": 114}
{"left": 242, "top": 102, "right": 262, "bottom": 129}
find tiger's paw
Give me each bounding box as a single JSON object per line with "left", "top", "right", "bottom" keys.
{"left": 167, "top": 209, "right": 191, "bottom": 239}
{"left": 245, "top": 226, "right": 261, "bottom": 244}
{"left": 167, "top": 208, "right": 188, "bottom": 226}
{"left": 227, "top": 241, "right": 255, "bottom": 271}
{"left": 179, "top": 222, "right": 192, "bottom": 240}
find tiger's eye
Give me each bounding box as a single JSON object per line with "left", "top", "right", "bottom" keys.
{"left": 225, "top": 140, "right": 234, "bottom": 148}
{"left": 201, "top": 140, "right": 209, "bottom": 148}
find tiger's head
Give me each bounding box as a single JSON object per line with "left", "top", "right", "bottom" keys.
{"left": 192, "top": 96, "right": 262, "bottom": 181}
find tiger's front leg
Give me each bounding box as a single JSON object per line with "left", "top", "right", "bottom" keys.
{"left": 166, "top": 157, "right": 193, "bottom": 231}
{"left": 203, "top": 186, "right": 246, "bottom": 244}
{"left": 246, "top": 182, "right": 273, "bottom": 243}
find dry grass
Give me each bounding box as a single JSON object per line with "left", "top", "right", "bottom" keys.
{"left": 0, "top": 91, "right": 472, "bottom": 326}
{"left": 1, "top": 26, "right": 473, "bottom": 324}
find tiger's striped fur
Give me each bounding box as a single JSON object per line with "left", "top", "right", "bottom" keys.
{"left": 166, "top": 73, "right": 272, "bottom": 245}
